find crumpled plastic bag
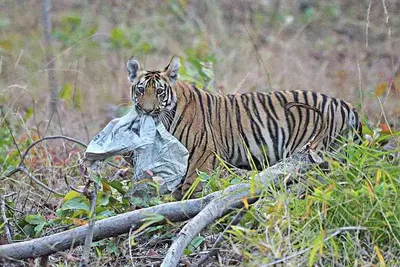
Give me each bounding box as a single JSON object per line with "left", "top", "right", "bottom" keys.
{"left": 85, "top": 108, "right": 189, "bottom": 195}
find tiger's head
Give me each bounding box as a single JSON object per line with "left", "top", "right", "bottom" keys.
{"left": 127, "top": 56, "right": 180, "bottom": 124}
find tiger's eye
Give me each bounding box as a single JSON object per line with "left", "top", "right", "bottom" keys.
{"left": 137, "top": 86, "right": 144, "bottom": 94}
{"left": 156, "top": 88, "right": 164, "bottom": 94}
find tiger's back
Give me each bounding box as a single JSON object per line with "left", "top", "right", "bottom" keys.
{"left": 126, "top": 56, "right": 362, "bottom": 195}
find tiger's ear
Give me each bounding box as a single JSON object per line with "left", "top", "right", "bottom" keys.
{"left": 163, "top": 56, "right": 180, "bottom": 85}
{"left": 127, "top": 57, "right": 142, "bottom": 83}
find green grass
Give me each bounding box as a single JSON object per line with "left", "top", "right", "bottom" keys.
{"left": 224, "top": 131, "right": 400, "bottom": 266}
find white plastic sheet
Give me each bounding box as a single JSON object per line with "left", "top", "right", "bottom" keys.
{"left": 85, "top": 108, "right": 189, "bottom": 194}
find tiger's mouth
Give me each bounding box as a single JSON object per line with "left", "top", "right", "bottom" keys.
{"left": 135, "top": 104, "right": 161, "bottom": 117}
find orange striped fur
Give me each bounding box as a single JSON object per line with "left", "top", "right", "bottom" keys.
{"left": 127, "top": 56, "right": 362, "bottom": 196}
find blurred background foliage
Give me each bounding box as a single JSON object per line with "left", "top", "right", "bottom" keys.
{"left": 0, "top": 0, "right": 399, "bottom": 143}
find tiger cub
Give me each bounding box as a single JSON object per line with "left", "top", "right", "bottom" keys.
{"left": 126, "top": 56, "right": 362, "bottom": 196}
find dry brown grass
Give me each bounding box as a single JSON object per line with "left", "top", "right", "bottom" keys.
{"left": 1, "top": 0, "right": 399, "bottom": 142}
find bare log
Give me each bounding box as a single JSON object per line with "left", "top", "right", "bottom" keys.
{"left": 161, "top": 148, "right": 323, "bottom": 267}
{"left": 160, "top": 183, "right": 256, "bottom": 267}
{"left": 0, "top": 194, "right": 217, "bottom": 260}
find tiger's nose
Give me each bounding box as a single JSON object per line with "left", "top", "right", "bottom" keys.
{"left": 140, "top": 105, "right": 159, "bottom": 114}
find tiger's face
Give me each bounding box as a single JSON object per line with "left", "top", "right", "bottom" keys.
{"left": 127, "top": 56, "right": 180, "bottom": 124}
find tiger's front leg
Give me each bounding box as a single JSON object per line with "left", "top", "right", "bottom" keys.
{"left": 181, "top": 152, "right": 217, "bottom": 197}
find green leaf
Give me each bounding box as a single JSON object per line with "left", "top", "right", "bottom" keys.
{"left": 23, "top": 107, "right": 33, "bottom": 122}
{"left": 184, "top": 236, "right": 205, "bottom": 255}
{"left": 98, "top": 192, "right": 110, "bottom": 207}
{"left": 25, "top": 214, "right": 46, "bottom": 225}
{"left": 189, "top": 236, "right": 205, "bottom": 249}
{"left": 25, "top": 214, "right": 46, "bottom": 236}
{"left": 34, "top": 223, "right": 45, "bottom": 234}
{"left": 59, "top": 83, "right": 73, "bottom": 102}
{"left": 110, "top": 27, "right": 129, "bottom": 48}
{"left": 201, "top": 62, "right": 214, "bottom": 80}
{"left": 62, "top": 15, "right": 82, "bottom": 28}
{"left": 183, "top": 248, "right": 191, "bottom": 255}
{"left": 61, "top": 197, "right": 90, "bottom": 212}
{"left": 95, "top": 246, "right": 102, "bottom": 257}
{"left": 92, "top": 175, "right": 102, "bottom": 186}
{"left": 107, "top": 241, "right": 119, "bottom": 256}
{"left": 96, "top": 209, "right": 115, "bottom": 219}
{"left": 63, "top": 190, "right": 81, "bottom": 202}
{"left": 108, "top": 181, "right": 126, "bottom": 195}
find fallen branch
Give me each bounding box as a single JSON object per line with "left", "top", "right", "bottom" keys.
{"left": 160, "top": 147, "right": 323, "bottom": 267}
{"left": 0, "top": 192, "right": 218, "bottom": 260}
{"left": 193, "top": 208, "right": 245, "bottom": 267}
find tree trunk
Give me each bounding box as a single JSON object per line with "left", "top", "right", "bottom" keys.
{"left": 42, "top": 0, "right": 59, "bottom": 114}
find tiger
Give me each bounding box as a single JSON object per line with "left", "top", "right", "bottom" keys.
{"left": 126, "top": 56, "right": 362, "bottom": 197}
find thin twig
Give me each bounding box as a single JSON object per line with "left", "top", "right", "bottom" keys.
{"left": 261, "top": 226, "right": 368, "bottom": 267}
{"left": 3, "top": 135, "right": 86, "bottom": 179}
{"left": 18, "top": 166, "right": 63, "bottom": 196}
{"left": 193, "top": 208, "right": 246, "bottom": 267}
{"left": 128, "top": 224, "right": 136, "bottom": 267}
{"left": 18, "top": 135, "right": 87, "bottom": 167}
{"left": 366, "top": 0, "right": 374, "bottom": 48}
{"left": 80, "top": 181, "right": 98, "bottom": 266}
{"left": 380, "top": 0, "right": 396, "bottom": 119}
{"left": 0, "top": 135, "right": 86, "bottom": 196}
{"left": 0, "top": 193, "right": 16, "bottom": 243}
{"left": 64, "top": 174, "right": 84, "bottom": 194}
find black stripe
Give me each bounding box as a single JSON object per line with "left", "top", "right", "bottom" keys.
{"left": 289, "top": 91, "right": 303, "bottom": 152}
{"left": 309, "top": 91, "right": 319, "bottom": 143}
{"left": 320, "top": 94, "right": 328, "bottom": 148}
{"left": 329, "top": 100, "right": 336, "bottom": 147}
{"left": 235, "top": 96, "right": 249, "bottom": 164}
{"left": 228, "top": 95, "right": 237, "bottom": 161}
{"left": 274, "top": 91, "right": 286, "bottom": 106}
{"left": 243, "top": 94, "right": 270, "bottom": 165}
{"left": 267, "top": 94, "right": 279, "bottom": 120}
{"left": 296, "top": 91, "right": 311, "bottom": 146}
{"left": 279, "top": 126, "right": 286, "bottom": 159}
{"left": 251, "top": 93, "right": 265, "bottom": 127}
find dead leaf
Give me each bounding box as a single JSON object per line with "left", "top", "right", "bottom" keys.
{"left": 379, "top": 123, "right": 392, "bottom": 134}
{"left": 72, "top": 218, "right": 88, "bottom": 226}
{"left": 146, "top": 249, "right": 159, "bottom": 257}
{"left": 375, "top": 82, "right": 387, "bottom": 97}
{"left": 242, "top": 197, "right": 249, "bottom": 210}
